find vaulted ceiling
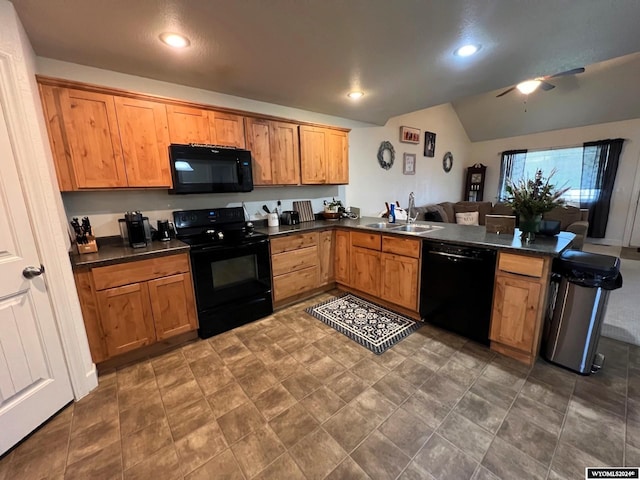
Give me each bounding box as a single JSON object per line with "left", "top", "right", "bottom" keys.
{"left": 10, "top": 0, "right": 640, "bottom": 140}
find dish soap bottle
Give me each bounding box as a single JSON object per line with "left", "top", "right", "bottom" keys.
{"left": 389, "top": 204, "right": 396, "bottom": 223}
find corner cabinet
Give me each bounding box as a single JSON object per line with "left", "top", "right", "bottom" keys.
{"left": 39, "top": 85, "right": 172, "bottom": 190}
{"left": 489, "top": 252, "right": 551, "bottom": 365}
{"left": 299, "top": 126, "right": 349, "bottom": 185}
{"left": 74, "top": 253, "right": 198, "bottom": 363}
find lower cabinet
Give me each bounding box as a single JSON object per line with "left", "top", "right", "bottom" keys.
{"left": 75, "top": 253, "right": 197, "bottom": 363}
{"left": 334, "top": 229, "right": 350, "bottom": 284}
{"left": 271, "top": 232, "right": 320, "bottom": 304}
{"left": 489, "top": 252, "right": 550, "bottom": 365}
{"left": 346, "top": 231, "right": 421, "bottom": 313}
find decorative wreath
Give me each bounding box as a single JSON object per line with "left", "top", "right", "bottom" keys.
{"left": 377, "top": 141, "right": 395, "bottom": 170}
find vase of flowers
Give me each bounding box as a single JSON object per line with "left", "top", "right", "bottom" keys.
{"left": 504, "top": 169, "right": 569, "bottom": 243}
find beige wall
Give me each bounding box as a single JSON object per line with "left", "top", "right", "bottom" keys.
{"left": 347, "top": 103, "right": 472, "bottom": 216}
{"left": 469, "top": 118, "right": 640, "bottom": 246}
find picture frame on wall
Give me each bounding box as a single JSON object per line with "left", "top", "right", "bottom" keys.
{"left": 424, "top": 131, "right": 436, "bottom": 157}
{"left": 403, "top": 153, "right": 416, "bottom": 175}
{"left": 399, "top": 126, "right": 421, "bottom": 144}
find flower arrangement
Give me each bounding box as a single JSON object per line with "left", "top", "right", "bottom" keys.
{"left": 504, "top": 169, "right": 570, "bottom": 218}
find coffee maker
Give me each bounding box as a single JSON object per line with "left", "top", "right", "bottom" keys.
{"left": 123, "top": 211, "right": 148, "bottom": 248}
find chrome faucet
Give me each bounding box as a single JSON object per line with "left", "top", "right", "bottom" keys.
{"left": 407, "top": 192, "right": 417, "bottom": 224}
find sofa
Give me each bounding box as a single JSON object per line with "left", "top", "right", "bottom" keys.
{"left": 416, "top": 201, "right": 589, "bottom": 250}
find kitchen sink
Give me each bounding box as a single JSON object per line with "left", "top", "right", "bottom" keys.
{"left": 391, "top": 224, "right": 443, "bottom": 234}
{"left": 364, "top": 222, "right": 403, "bottom": 229}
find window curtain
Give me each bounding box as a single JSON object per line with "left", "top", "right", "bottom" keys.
{"left": 581, "top": 138, "right": 624, "bottom": 238}
{"left": 498, "top": 150, "right": 527, "bottom": 201}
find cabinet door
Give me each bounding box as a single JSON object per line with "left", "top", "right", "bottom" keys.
{"left": 270, "top": 121, "right": 300, "bottom": 185}
{"left": 381, "top": 253, "right": 419, "bottom": 311}
{"left": 245, "top": 117, "right": 273, "bottom": 185}
{"left": 299, "top": 125, "right": 327, "bottom": 184}
{"left": 38, "top": 85, "right": 75, "bottom": 191}
{"left": 148, "top": 273, "right": 198, "bottom": 340}
{"left": 209, "top": 111, "right": 246, "bottom": 148}
{"left": 327, "top": 129, "right": 348, "bottom": 184}
{"left": 96, "top": 282, "right": 156, "bottom": 357}
{"left": 351, "top": 246, "right": 380, "bottom": 297}
{"left": 59, "top": 88, "right": 127, "bottom": 188}
{"left": 318, "top": 230, "right": 335, "bottom": 286}
{"left": 335, "top": 230, "right": 350, "bottom": 285}
{"left": 490, "top": 274, "right": 541, "bottom": 353}
{"left": 114, "top": 97, "right": 172, "bottom": 187}
{"left": 166, "top": 104, "right": 212, "bottom": 144}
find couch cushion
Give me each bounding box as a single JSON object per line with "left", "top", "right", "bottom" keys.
{"left": 492, "top": 203, "right": 515, "bottom": 216}
{"left": 437, "top": 202, "right": 456, "bottom": 223}
{"left": 543, "top": 205, "right": 582, "bottom": 230}
{"left": 454, "top": 202, "right": 492, "bottom": 225}
{"left": 456, "top": 211, "right": 479, "bottom": 225}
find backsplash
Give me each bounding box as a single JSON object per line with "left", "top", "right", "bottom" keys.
{"left": 62, "top": 186, "right": 345, "bottom": 237}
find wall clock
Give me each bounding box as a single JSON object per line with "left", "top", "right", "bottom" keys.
{"left": 377, "top": 141, "right": 395, "bottom": 170}
{"left": 442, "top": 151, "right": 453, "bottom": 173}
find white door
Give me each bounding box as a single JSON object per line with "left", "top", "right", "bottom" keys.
{"left": 0, "top": 100, "right": 73, "bottom": 455}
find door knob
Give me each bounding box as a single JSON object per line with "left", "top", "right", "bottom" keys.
{"left": 23, "top": 264, "right": 45, "bottom": 279}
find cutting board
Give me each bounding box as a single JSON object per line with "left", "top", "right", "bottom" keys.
{"left": 293, "top": 201, "right": 315, "bottom": 222}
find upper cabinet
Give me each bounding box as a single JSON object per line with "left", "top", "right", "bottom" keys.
{"left": 166, "top": 106, "right": 245, "bottom": 148}
{"left": 40, "top": 84, "right": 171, "bottom": 190}
{"left": 245, "top": 117, "right": 300, "bottom": 185}
{"left": 37, "top": 77, "right": 349, "bottom": 191}
{"left": 299, "top": 126, "right": 348, "bottom": 185}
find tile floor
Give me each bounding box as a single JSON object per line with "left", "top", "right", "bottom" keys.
{"left": 1, "top": 292, "right": 638, "bottom": 480}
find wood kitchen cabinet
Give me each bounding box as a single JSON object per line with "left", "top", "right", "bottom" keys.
{"left": 270, "top": 233, "right": 321, "bottom": 305}
{"left": 245, "top": 117, "right": 300, "bottom": 185}
{"left": 351, "top": 246, "right": 381, "bottom": 297}
{"left": 166, "top": 104, "right": 245, "bottom": 148}
{"left": 299, "top": 125, "right": 348, "bottom": 185}
{"left": 74, "top": 253, "right": 197, "bottom": 363}
{"left": 381, "top": 236, "right": 420, "bottom": 311}
{"left": 334, "top": 229, "right": 350, "bottom": 285}
{"left": 318, "top": 230, "right": 335, "bottom": 286}
{"left": 489, "top": 252, "right": 550, "bottom": 365}
{"left": 39, "top": 84, "right": 172, "bottom": 190}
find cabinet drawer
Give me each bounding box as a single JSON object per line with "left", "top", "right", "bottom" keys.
{"left": 498, "top": 253, "right": 544, "bottom": 278}
{"left": 92, "top": 253, "right": 190, "bottom": 290}
{"left": 382, "top": 236, "right": 420, "bottom": 258}
{"left": 271, "top": 232, "right": 318, "bottom": 254}
{"left": 272, "top": 246, "right": 318, "bottom": 276}
{"left": 351, "top": 231, "right": 381, "bottom": 250}
{"left": 273, "top": 266, "right": 319, "bottom": 301}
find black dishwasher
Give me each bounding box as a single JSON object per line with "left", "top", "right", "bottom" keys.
{"left": 420, "top": 242, "right": 497, "bottom": 344}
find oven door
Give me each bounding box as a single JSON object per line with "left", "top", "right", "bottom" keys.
{"left": 190, "top": 238, "right": 271, "bottom": 312}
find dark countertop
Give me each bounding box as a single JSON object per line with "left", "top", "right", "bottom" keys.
{"left": 70, "top": 237, "right": 190, "bottom": 269}
{"left": 256, "top": 216, "right": 575, "bottom": 256}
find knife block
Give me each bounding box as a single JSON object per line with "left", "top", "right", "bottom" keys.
{"left": 76, "top": 235, "right": 98, "bottom": 254}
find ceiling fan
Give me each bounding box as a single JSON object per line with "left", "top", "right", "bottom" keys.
{"left": 496, "top": 67, "right": 585, "bottom": 97}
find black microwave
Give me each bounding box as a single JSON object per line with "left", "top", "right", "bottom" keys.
{"left": 168, "top": 144, "right": 253, "bottom": 194}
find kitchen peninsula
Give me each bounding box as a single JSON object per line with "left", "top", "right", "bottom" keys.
{"left": 260, "top": 218, "right": 575, "bottom": 366}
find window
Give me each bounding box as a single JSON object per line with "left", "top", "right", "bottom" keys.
{"left": 498, "top": 146, "right": 587, "bottom": 205}
{"left": 498, "top": 139, "right": 624, "bottom": 238}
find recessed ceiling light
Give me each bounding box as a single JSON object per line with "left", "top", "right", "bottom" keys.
{"left": 347, "top": 91, "right": 364, "bottom": 99}
{"left": 454, "top": 44, "right": 481, "bottom": 57}
{"left": 516, "top": 79, "right": 542, "bottom": 94}
{"left": 159, "top": 32, "right": 190, "bottom": 48}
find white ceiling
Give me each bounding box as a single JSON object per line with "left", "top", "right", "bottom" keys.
{"left": 10, "top": 0, "right": 640, "bottom": 137}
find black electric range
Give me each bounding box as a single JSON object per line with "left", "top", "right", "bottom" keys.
{"left": 174, "top": 207, "right": 273, "bottom": 339}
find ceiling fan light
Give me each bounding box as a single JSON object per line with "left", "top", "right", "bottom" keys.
{"left": 516, "top": 80, "right": 541, "bottom": 94}
{"left": 454, "top": 44, "right": 481, "bottom": 57}
{"left": 347, "top": 91, "right": 364, "bottom": 99}
{"left": 159, "top": 32, "right": 190, "bottom": 48}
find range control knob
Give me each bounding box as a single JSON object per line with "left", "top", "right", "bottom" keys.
{"left": 217, "top": 231, "right": 224, "bottom": 240}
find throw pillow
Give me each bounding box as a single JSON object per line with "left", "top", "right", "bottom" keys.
{"left": 455, "top": 211, "right": 479, "bottom": 225}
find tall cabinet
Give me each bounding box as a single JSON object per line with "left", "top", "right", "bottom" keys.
{"left": 464, "top": 163, "right": 487, "bottom": 202}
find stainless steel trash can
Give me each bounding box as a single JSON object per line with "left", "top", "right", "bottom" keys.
{"left": 542, "top": 250, "right": 622, "bottom": 375}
